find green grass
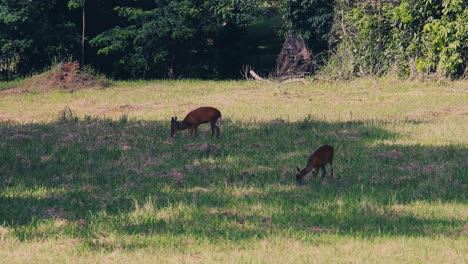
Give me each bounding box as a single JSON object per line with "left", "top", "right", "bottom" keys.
{"left": 0, "top": 80, "right": 19, "bottom": 91}
{"left": 0, "top": 78, "right": 467, "bottom": 263}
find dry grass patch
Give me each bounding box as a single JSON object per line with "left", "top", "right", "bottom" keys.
{"left": 185, "top": 143, "right": 220, "bottom": 151}
{"left": 375, "top": 150, "right": 405, "bottom": 159}
{"left": 187, "top": 187, "right": 210, "bottom": 193}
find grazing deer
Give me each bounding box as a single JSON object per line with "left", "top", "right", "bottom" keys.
{"left": 296, "top": 144, "right": 334, "bottom": 183}
{"left": 171, "top": 107, "right": 221, "bottom": 138}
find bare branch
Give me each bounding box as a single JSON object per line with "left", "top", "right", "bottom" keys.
{"left": 249, "top": 70, "right": 273, "bottom": 84}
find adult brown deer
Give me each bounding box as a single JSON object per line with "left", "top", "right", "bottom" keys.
{"left": 171, "top": 107, "right": 221, "bottom": 138}
{"left": 296, "top": 144, "right": 334, "bottom": 183}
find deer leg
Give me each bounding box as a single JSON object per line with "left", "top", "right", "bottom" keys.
{"left": 210, "top": 121, "right": 215, "bottom": 138}
{"left": 189, "top": 127, "right": 195, "bottom": 137}
{"left": 321, "top": 166, "right": 326, "bottom": 179}
{"left": 215, "top": 125, "right": 220, "bottom": 138}
{"left": 210, "top": 121, "right": 220, "bottom": 138}
{"left": 330, "top": 162, "right": 334, "bottom": 179}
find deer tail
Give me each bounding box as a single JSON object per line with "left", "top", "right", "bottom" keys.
{"left": 217, "top": 115, "right": 222, "bottom": 125}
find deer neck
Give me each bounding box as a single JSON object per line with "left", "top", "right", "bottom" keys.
{"left": 305, "top": 163, "right": 315, "bottom": 174}
{"left": 177, "top": 121, "right": 192, "bottom": 130}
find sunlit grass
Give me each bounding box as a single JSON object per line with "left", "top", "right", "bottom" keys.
{"left": 0, "top": 78, "right": 467, "bottom": 262}
{"left": 1, "top": 235, "right": 466, "bottom": 263}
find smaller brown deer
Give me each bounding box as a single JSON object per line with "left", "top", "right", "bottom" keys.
{"left": 171, "top": 107, "right": 221, "bottom": 138}
{"left": 296, "top": 144, "right": 334, "bottom": 183}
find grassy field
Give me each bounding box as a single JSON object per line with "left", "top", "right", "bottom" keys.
{"left": 0, "top": 78, "right": 467, "bottom": 263}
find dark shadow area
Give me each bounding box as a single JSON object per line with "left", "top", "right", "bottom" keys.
{"left": 0, "top": 116, "right": 466, "bottom": 244}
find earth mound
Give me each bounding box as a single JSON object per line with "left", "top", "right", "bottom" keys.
{"left": 3, "top": 62, "right": 111, "bottom": 93}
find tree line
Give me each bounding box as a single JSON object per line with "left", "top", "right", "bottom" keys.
{"left": 0, "top": 0, "right": 466, "bottom": 81}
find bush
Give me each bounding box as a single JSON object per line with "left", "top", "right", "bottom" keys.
{"left": 326, "top": 0, "right": 467, "bottom": 79}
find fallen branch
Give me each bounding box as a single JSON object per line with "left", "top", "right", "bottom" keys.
{"left": 249, "top": 70, "right": 273, "bottom": 84}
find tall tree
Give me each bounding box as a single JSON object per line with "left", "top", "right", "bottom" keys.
{"left": 68, "top": 0, "right": 86, "bottom": 67}
{"left": 90, "top": 0, "right": 265, "bottom": 79}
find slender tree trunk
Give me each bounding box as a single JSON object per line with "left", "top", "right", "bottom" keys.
{"left": 81, "top": 0, "right": 86, "bottom": 68}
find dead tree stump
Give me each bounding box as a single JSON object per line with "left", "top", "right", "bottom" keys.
{"left": 274, "top": 34, "right": 314, "bottom": 79}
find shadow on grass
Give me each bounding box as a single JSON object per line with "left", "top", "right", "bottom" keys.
{"left": 0, "top": 116, "right": 466, "bottom": 244}
{"left": 120, "top": 193, "right": 465, "bottom": 241}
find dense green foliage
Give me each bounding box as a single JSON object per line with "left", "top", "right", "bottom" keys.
{"left": 0, "top": 0, "right": 79, "bottom": 79}
{"left": 0, "top": 0, "right": 466, "bottom": 80}
{"left": 89, "top": 0, "right": 271, "bottom": 79}
{"left": 280, "top": 0, "right": 334, "bottom": 52}
{"left": 327, "top": 0, "right": 467, "bottom": 79}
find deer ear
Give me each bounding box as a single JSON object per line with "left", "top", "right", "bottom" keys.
{"left": 175, "top": 116, "right": 178, "bottom": 121}
{"left": 171, "top": 117, "right": 174, "bottom": 121}
{"left": 297, "top": 167, "right": 301, "bottom": 172}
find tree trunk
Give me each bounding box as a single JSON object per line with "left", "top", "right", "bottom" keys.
{"left": 81, "top": 0, "right": 86, "bottom": 68}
